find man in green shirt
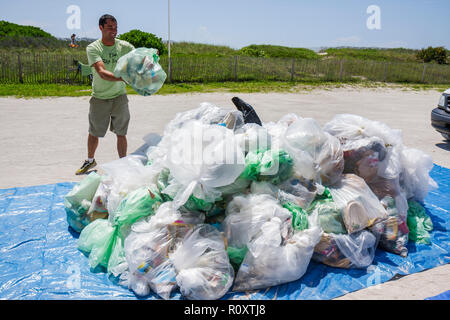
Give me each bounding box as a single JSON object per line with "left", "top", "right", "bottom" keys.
{"left": 76, "top": 14, "right": 135, "bottom": 175}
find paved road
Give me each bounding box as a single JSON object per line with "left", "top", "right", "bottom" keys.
{"left": 0, "top": 87, "right": 448, "bottom": 299}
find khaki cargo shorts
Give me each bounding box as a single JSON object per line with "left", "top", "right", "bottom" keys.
{"left": 88, "top": 94, "right": 130, "bottom": 137}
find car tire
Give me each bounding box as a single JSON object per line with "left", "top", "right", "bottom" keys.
{"left": 441, "top": 133, "right": 450, "bottom": 141}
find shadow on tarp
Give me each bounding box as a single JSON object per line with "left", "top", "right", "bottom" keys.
{"left": 0, "top": 165, "right": 449, "bottom": 300}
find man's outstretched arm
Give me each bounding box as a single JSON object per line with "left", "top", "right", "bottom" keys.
{"left": 92, "top": 61, "right": 123, "bottom": 82}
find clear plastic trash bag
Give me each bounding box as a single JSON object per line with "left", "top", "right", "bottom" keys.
{"left": 399, "top": 147, "right": 438, "bottom": 202}
{"left": 86, "top": 176, "right": 112, "bottom": 222}
{"left": 282, "top": 118, "right": 344, "bottom": 185}
{"left": 323, "top": 114, "right": 404, "bottom": 180}
{"left": 165, "top": 120, "right": 245, "bottom": 209}
{"left": 232, "top": 210, "right": 322, "bottom": 291}
{"left": 157, "top": 168, "right": 223, "bottom": 214}
{"left": 328, "top": 174, "right": 388, "bottom": 234}
{"left": 264, "top": 113, "right": 300, "bottom": 149}
{"left": 312, "top": 230, "right": 378, "bottom": 269}
{"left": 100, "top": 155, "right": 161, "bottom": 221}
{"left": 323, "top": 114, "right": 403, "bottom": 148}
{"left": 124, "top": 202, "right": 204, "bottom": 298}
{"left": 170, "top": 224, "right": 234, "bottom": 300}
{"left": 114, "top": 47, "right": 166, "bottom": 96}
{"left": 234, "top": 123, "right": 271, "bottom": 153}
{"left": 163, "top": 102, "right": 231, "bottom": 137}
{"left": 223, "top": 193, "right": 292, "bottom": 248}
{"left": 369, "top": 195, "right": 410, "bottom": 257}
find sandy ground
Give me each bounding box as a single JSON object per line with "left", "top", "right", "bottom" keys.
{"left": 0, "top": 87, "right": 449, "bottom": 299}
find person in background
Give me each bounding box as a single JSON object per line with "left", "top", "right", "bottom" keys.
{"left": 69, "top": 33, "right": 78, "bottom": 48}
{"left": 75, "top": 14, "right": 135, "bottom": 175}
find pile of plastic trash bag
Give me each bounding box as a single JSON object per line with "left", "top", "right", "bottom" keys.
{"left": 65, "top": 100, "right": 438, "bottom": 300}
{"left": 114, "top": 47, "right": 167, "bottom": 96}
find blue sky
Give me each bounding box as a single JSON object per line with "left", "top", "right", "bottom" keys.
{"left": 1, "top": 0, "right": 449, "bottom": 50}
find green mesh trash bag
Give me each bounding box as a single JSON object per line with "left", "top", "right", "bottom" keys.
{"left": 227, "top": 245, "right": 248, "bottom": 273}
{"left": 282, "top": 202, "right": 309, "bottom": 231}
{"left": 306, "top": 188, "right": 347, "bottom": 234}
{"left": 78, "top": 218, "right": 116, "bottom": 269}
{"left": 407, "top": 200, "right": 433, "bottom": 244}
{"left": 114, "top": 186, "right": 163, "bottom": 226}
{"left": 158, "top": 168, "right": 220, "bottom": 213}
{"left": 313, "top": 201, "right": 347, "bottom": 234}
{"left": 282, "top": 188, "right": 346, "bottom": 234}
{"left": 183, "top": 194, "right": 216, "bottom": 213}
{"left": 216, "top": 176, "right": 251, "bottom": 197}
{"left": 78, "top": 185, "right": 163, "bottom": 275}
{"left": 114, "top": 47, "right": 167, "bottom": 96}
{"left": 157, "top": 168, "right": 172, "bottom": 202}
{"left": 64, "top": 172, "right": 102, "bottom": 233}
{"left": 241, "top": 149, "right": 294, "bottom": 185}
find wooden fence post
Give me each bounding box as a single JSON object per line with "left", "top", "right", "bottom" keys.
{"left": 234, "top": 56, "right": 238, "bottom": 81}
{"left": 290, "top": 58, "right": 295, "bottom": 81}
{"left": 422, "top": 63, "right": 427, "bottom": 83}
{"left": 18, "top": 54, "right": 23, "bottom": 83}
{"left": 339, "top": 59, "right": 344, "bottom": 80}
{"left": 384, "top": 62, "right": 388, "bottom": 82}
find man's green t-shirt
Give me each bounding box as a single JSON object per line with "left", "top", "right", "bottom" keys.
{"left": 87, "top": 39, "right": 135, "bottom": 99}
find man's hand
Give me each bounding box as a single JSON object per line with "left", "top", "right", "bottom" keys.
{"left": 92, "top": 61, "right": 124, "bottom": 82}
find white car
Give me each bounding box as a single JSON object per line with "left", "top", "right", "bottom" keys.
{"left": 431, "top": 88, "right": 450, "bottom": 141}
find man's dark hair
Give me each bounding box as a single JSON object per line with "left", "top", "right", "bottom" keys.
{"left": 99, "top": 14, "right": 117, "bottom": 27}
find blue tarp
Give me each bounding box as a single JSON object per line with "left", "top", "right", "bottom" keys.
{"left": 425, "top": 290, "right": 450, "bottom": 300}
{"left": 0, "top": 165, "right": 449, "bottom": 300}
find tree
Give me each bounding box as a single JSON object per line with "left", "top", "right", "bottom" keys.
{"left": 118, "top": 29, "right": 167, "bottom": 55}
{"left": 416, "top": 46, "right": 448, "bottom": 64}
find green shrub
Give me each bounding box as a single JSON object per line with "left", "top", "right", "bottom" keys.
{"left": 325, "top": 47, "right": 419, "bottom": 62}
{"left": 416, "top": 46, "right": 448, "bottom": 64}
{"left": 240, "top": 45, "right": 319, "bottom": 59}
{"left": 169, "top": 41, "right": 237, "bottom": 57}
{"left": 238, "top": 47, "right": 267, "bottom": 57}
{"left": 0, "top": 20, "right": 54, "bottom": 38}
{"left": 118, "top": 29, "right": 167, "bottom": 55}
